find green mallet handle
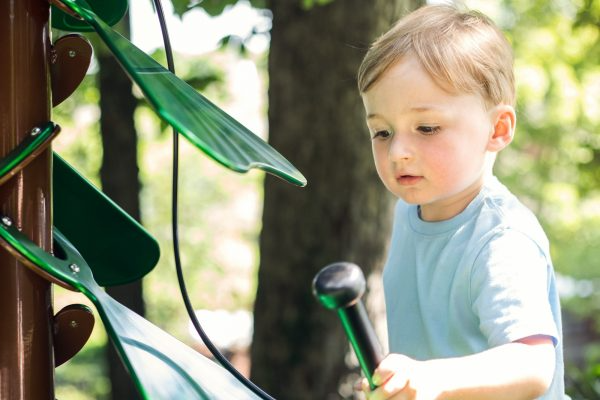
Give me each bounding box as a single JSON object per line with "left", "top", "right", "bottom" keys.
{"left": 312, "top": 262, "right": 384, "bottom": 390}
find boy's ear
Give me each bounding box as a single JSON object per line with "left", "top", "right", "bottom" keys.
{"left": 487, "top": 104, "right": 516, "bottom": 152}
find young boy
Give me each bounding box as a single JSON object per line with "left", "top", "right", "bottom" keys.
{"left": 358, "top": 5, "right": 565, "bottom": 399}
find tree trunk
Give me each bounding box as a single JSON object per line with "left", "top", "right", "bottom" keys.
{"left": 96, "top": 14, "right": 144, "bottom": 400}
{"left": 251, "top": 1, "right": 421, "bottom": 399}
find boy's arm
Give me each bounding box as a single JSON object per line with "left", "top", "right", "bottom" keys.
{"left": 365, "top": 336, "right": 555, "bottom": 400}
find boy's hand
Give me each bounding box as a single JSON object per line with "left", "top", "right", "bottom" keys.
{"left": 359, "top": 339, "right": 555, "bottom": 400}
{"left": 361, "top": 354, "right": 442, "bottom": 400}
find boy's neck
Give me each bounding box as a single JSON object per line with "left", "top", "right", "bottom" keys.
{"left": 419, "top": 176, "right": 488, "bottom": 222}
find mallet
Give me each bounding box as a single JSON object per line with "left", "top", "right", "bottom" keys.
{"left": 312, "top": 262, "right": 384, "bottom": 390}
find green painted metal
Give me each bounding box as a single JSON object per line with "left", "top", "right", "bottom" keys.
{"left": 0, "top": 122, "right": 57, "bottom": 184}
{"left": 0, "top": 122, "right": 159, "bottom": 286}
{"left": 0, "top": 222, "right": 260, "bottom": 400}
{"left": 338, "top": 306, "right": 378, "bottom": 390}
{"left": 55, "top": 0, "right": 307, "bottom": 187}
{"left": 51, "top": 0, "right": 127, "bottom": 32}
{"left": 53, "top": 154, "right": 160, "bottom": 286}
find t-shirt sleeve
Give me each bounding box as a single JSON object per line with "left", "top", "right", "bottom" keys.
{"left": 470, "top": 229, "right": 559, "bottom": 348}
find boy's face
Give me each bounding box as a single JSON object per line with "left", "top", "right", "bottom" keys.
{"left": 362, "top": 56, "right": 503, "bottom": 221}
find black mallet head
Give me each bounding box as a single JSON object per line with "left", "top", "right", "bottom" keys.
{"left": 312, "top": 262, "right": 366, "bottom": 310}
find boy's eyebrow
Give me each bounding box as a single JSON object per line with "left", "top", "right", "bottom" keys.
{"left": 366, "top": 105, "right": 444, "bottom": 119}
{"left": 410, "top": 105, "right": 443, "bottom": 112}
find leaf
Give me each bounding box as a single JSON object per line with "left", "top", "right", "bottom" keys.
{"left": 56, "top": 0, "right": 307, "bottom": 186}
{"left": 170, "top": 0, "right": 190, "bottom": 17}
{"left": 301, "top": 0, "right": 335, "bottom": 10}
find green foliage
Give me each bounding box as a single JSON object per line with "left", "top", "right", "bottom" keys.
{"left": 466, "top": 0, "right": 600, "bottom": 395}
{"left": 566, "top": 362, "right": 600, "bottom": 399}
{"left": 52, "top": 74, "right": 103, "bottom": 186}
{"left": 169, "top": 0, "right": 244, "bottom": 17}
{"left": 300, "top": 0, "right": 335, "bottom": 10}
{"left": 218, "top": 34, "right": 249, "bottom": 56}
{"left": 167, "top": 0, "right": 272, "bottom": 57}
{"left": 169, "top": 0, "right": 332, "bottom": 18}
{"left": 173, "top": 0, "right": 232, "bottom": 17}
{"left": 138, "top": 112, "right": 265, "bottom": 337}
{"left": 53, "top": 39, "right": 264, "bottom": 394}
{"left": 466, "top": 0, "right": 600, "bottom": 280}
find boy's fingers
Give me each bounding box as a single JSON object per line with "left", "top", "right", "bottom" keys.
{"left": 356, "top": 377, "right": 367, "bottom": 392}
{"left": 369, "top": 354, "right": 415, "bottom": 400}
{"left": 372, "top": 369, "right": 392, "bottom": 386}
{"left": 373, "top": 354, "right": 412, "bottom": 386}
{"left": 369, "top": 374, "right": 410, "bottom": 400}
{"left": 372, "top": 360, "right": 395, "bottom": 386}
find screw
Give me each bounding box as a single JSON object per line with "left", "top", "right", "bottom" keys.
{"left": 30, "top": 127, "right": 41, "bottom": 136}
{"left": 69, "top": 264, "right": 80, "bottom": 273}
{"left": 68, "top": 50, "right": 76, "bottom": 58}
{"left": 50, "top": 48, "right": 58, "bottom": 64}
{"left": 69, "top": 320, "right": 78, "bottom": 328}
{"left": 1, "top": 216, "right": 12, "bottom": 227}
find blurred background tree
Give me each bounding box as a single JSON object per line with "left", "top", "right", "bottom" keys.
{"left": 52, "top": 0, "right": 600, "bottom": 398}
{"left": 95, "top": 12, "right": 145, "bottom": 400}
{"left": 250, "top": 1, "right": 421, "bottom": 399}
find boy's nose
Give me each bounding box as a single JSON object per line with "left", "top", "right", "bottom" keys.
{"left": 388, "top": 134, "right": 413, "bottom": 161}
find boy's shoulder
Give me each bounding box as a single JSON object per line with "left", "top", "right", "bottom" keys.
{"left": 479, "top": 177, "right": 536, "bottom": 223}
{"left": 475, "top": 176, "right": 549, "bottom": 249}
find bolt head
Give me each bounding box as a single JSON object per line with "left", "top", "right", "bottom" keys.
{"left": 68, "top": 50, "right": 76, "bottom": 58}
{"left": 69, "top": 320, "right": 78, "bottom": 328}
{"left": 69, "top": 264, "right": 80, "bottom": 273}
{"left": 30, "top": 127, "right": 42, "bottom": 136}
{"left": 1, "top": 216, "right": 12, "bottom": 227}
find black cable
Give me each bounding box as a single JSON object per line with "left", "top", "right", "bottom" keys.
{"left": 150, "top": 2, "right": 275, "bottom": 399}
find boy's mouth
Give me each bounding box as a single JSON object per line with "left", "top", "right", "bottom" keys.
{"left": 396, "top": 175, "right": 423, "bottom": 186}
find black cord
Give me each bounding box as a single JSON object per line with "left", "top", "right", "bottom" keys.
{"left": 150, "top": 2, "right": 275, "bottom": 399}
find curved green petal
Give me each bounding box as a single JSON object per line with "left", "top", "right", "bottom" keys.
{"left": 0, "top": 222, "right": 261, "bottom": 400}
{"left": 0, "top": 124, "right": 160, "bottom": 285}
{"left": 0, "top": 122, "right": 58, "bottom": 184}
{"left": 54, "top": 154, "right": 160, "bottom": 286}
{"left": 51, "top": 0, "right": 127, "bottom": 32}
{"left": 56, "top": 0, "right": 307, "bottom": 187}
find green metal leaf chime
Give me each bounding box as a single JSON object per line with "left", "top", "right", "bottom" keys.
{"left": 56, "top": 0, "right": 307, "bottom": 187}
{"left": 0, "top": 222, "right": 261, "bottom": 399}
{"left": 0, "top": 0, "right": 307, "bottom": 398}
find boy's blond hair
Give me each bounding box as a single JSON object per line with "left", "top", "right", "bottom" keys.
{"left": 357, "top": 5, "right": 515, "bottom": 108}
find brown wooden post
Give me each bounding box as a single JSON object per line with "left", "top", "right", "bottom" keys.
{"left": 0, "top": 0, "right": 55, "bottom": 399}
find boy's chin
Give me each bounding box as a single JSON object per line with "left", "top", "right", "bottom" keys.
{"left": 394, "top": 194, "right": 422, "bottom": 205}
{"left": 389, "top": 189, "right": 422, "bottom": 204}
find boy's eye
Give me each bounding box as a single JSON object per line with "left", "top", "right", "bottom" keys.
{"left": 417, "top": 126, "right": 441, "bottom": 135}
{"left": 372, "top": 130, "right": 392, "bottom": 139}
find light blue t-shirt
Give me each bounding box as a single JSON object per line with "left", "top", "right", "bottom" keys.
{"left": 383, "top": 176, "right": 565, "bottom": 399}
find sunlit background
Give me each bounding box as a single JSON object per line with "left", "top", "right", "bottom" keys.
{"left": 51, "top": 0, "right": 600, "bottom": 398}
